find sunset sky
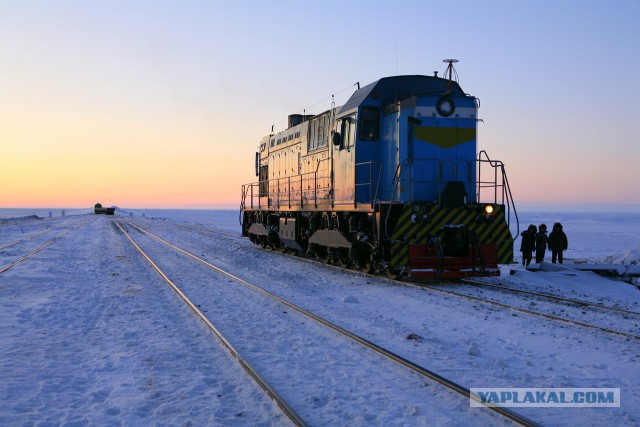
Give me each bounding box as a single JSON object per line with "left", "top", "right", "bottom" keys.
{"left": 1, "top": 1, "right": 639, "bottom": 209}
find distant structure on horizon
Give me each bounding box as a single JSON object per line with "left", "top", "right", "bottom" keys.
{"left": 94, "top": 203, "right": 115, "bottom": 215}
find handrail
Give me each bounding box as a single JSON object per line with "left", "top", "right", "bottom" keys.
{"left": 384, "top": 160, "right": 406, "bottom": 240}
{"left": 354, "top": 161, "right": 382, "bottom": 208}
{"left": 239, "top": 185, "right": 248, "bottom": 226}
{"left": 373, "top": 164, "right": 382, "bottom": 207}
{"left": 241, "top": 160, "right": 332, "bottom": 211}
{"left": 387, "top": 157, "right": 476, "bottom": 204}
{"left": 478, "top": 150, "right": 519, "bottom": 239}
{"left": 499, "top": 162, "right": 520, "bottom": 241}
{"left": 241, "top": 151, "right": 518, "bottom": 243}
{"left": 314, "top": 157, "right": 331, "bottom": 208}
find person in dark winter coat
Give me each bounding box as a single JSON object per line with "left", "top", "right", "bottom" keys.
{"left": 520, "top": 224, "right": 537, "bottom": 266}
{"left": 535, "top": 223, "right": 548, "bottom": 263}
{"left": 548, "top": 222, "right": 568, "bottom": 263}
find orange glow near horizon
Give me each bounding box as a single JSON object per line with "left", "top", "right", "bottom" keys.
{"left": 0, "top": 106, "right": 255, "bottom": 208}
{"left": 2, "top": 105, "right": 639, "bottom": 209}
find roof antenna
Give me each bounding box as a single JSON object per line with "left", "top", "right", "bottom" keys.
{"left": 443, "top": 58, "right": 459, "bottom": 90}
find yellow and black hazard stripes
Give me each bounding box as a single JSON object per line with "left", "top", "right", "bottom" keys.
{"left": 470, "top": 208, "right": 513, "bottom": 263}
{"left": 468, "top": 207, "right": 513, "bottom": 264}
{"left": 388, "top": 204, "right": 513, "bottom": 267}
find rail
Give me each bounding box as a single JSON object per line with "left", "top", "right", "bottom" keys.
{"left": 123, "top": 220, "right": 539, "bottom": 427}
{"left": 422, "top": 280, "right": 640, "bottom": 341}
{"left": 115, "top": 222, "right": 308, "bottom": 426}
{"left": 0, "top": 240, "right": 54, "bottom": 273}
{"left": 461, "top": 278, "right": 640, "bottom": 317}
{"left": 0, "top": 222, "right": 85, "bottom": 273}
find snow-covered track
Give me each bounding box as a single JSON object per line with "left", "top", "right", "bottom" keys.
{"left": 0, "top": 222, "right": 86, "bottom": 274}
{"left": 0, "top": 229, "right": 51, "bottom": 251}
{"left": 175, "top": 223, "right": 250, "bottom": 246}
{"left": 114, "top": 221, "right": 306, "bottom": 427}
{"left": 0, "top": 240, "right": 23, "bottom": 251}
{"left": 176, "top": 223, "right": 242, "bottom": 239}
{"left": 174, "top": 225, "right": 639, "bottom": 340}
{"left": 460, "top": 278, "right": 640, "bottom": 317}
{"left": 196, "top": 230, "right": 640, "bottom": 340}
{"left": 0, "top": 240, "right": 54, "bottom": 273}
{"left": 416, "top": 282, "right": 640, "bottom": 341}
{"left": 119, "top": 220, "right": 539, "bottom": 427}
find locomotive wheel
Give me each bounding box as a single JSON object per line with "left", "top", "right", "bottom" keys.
{"left": 387, "top": 267, "right": 401, "bottom": 280}
{"left": 323, "top": 252, "right": 333, "bottom": 265}
{"left": 358, "top": 253, "right": 377, "bottom": 274}
{"left": 338, "top": 249, "right": 351, "bottom": 268}
{"left": 361, "top": 260, "right": 375, "bottom": 274}
{"left": 314, "top": 247, "right": 327, "bottom": 262}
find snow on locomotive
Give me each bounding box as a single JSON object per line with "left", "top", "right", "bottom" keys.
{"left": 241, "top": 61, "right": 517, "bottom": 279}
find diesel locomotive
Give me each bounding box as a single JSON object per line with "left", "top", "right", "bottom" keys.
{"left": 240, "top": 61, "right": 518, "bottom": 279}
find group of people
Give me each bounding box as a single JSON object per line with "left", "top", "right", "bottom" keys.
{"left": 520, "top": 222, "right": 568, "bottom": 266}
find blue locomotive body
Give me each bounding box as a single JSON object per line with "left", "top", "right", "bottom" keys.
{"left": 241, "top": 71, "right": 517, "bottom": 278}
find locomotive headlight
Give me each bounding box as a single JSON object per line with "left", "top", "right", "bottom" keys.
{"left": 484, "top": 204, "right": 494, "bottom": 215}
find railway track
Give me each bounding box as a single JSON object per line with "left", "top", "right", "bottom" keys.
{"left": 0, "top": 241, "right": 55, "bottom": 273}
{"left": 113, "top": 222, "right": 306, "bottom": 426}
{"left": 418, "top": 281, "right": 640, "bottom": 341}
{"left": 175, "top": 223, "right": 241, "bottom": 239}
{"left": 174, "top": 223, "right": 251, "bottom": 246}
{"left": 460, "top": 278, "right": 640, "bottom": 316}
{"left": 162, "top": 221, "right": 640, "bottom": 342}
{"left": 0, "top": 221, "right": 87, "bottom": 274}
{"left": 117, "top": 220, "right": 539, "bottom": 427}
{"left": 212, "top": 227, "right": 638, "bottom": 339}
{"left": 0, "top": 228, "right": 54, "bottom": 251}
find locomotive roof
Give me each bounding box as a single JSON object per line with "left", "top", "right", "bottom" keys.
{"left": 339, "top": 75, "right": 466, "bottom": 114}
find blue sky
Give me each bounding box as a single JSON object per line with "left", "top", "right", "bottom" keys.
{"left": 1, "top": 1, "right": 638, "bottom": 208}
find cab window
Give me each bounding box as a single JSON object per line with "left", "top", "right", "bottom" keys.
{"left": 359, "top": 107, "right": 379, "bottom": 141}
{"left": 338, "top": 115, "right": 356, "bottom": 150}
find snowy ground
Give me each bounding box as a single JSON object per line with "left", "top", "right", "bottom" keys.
{"left": 1, "top": 209, "right": 639, "bottom": 425}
